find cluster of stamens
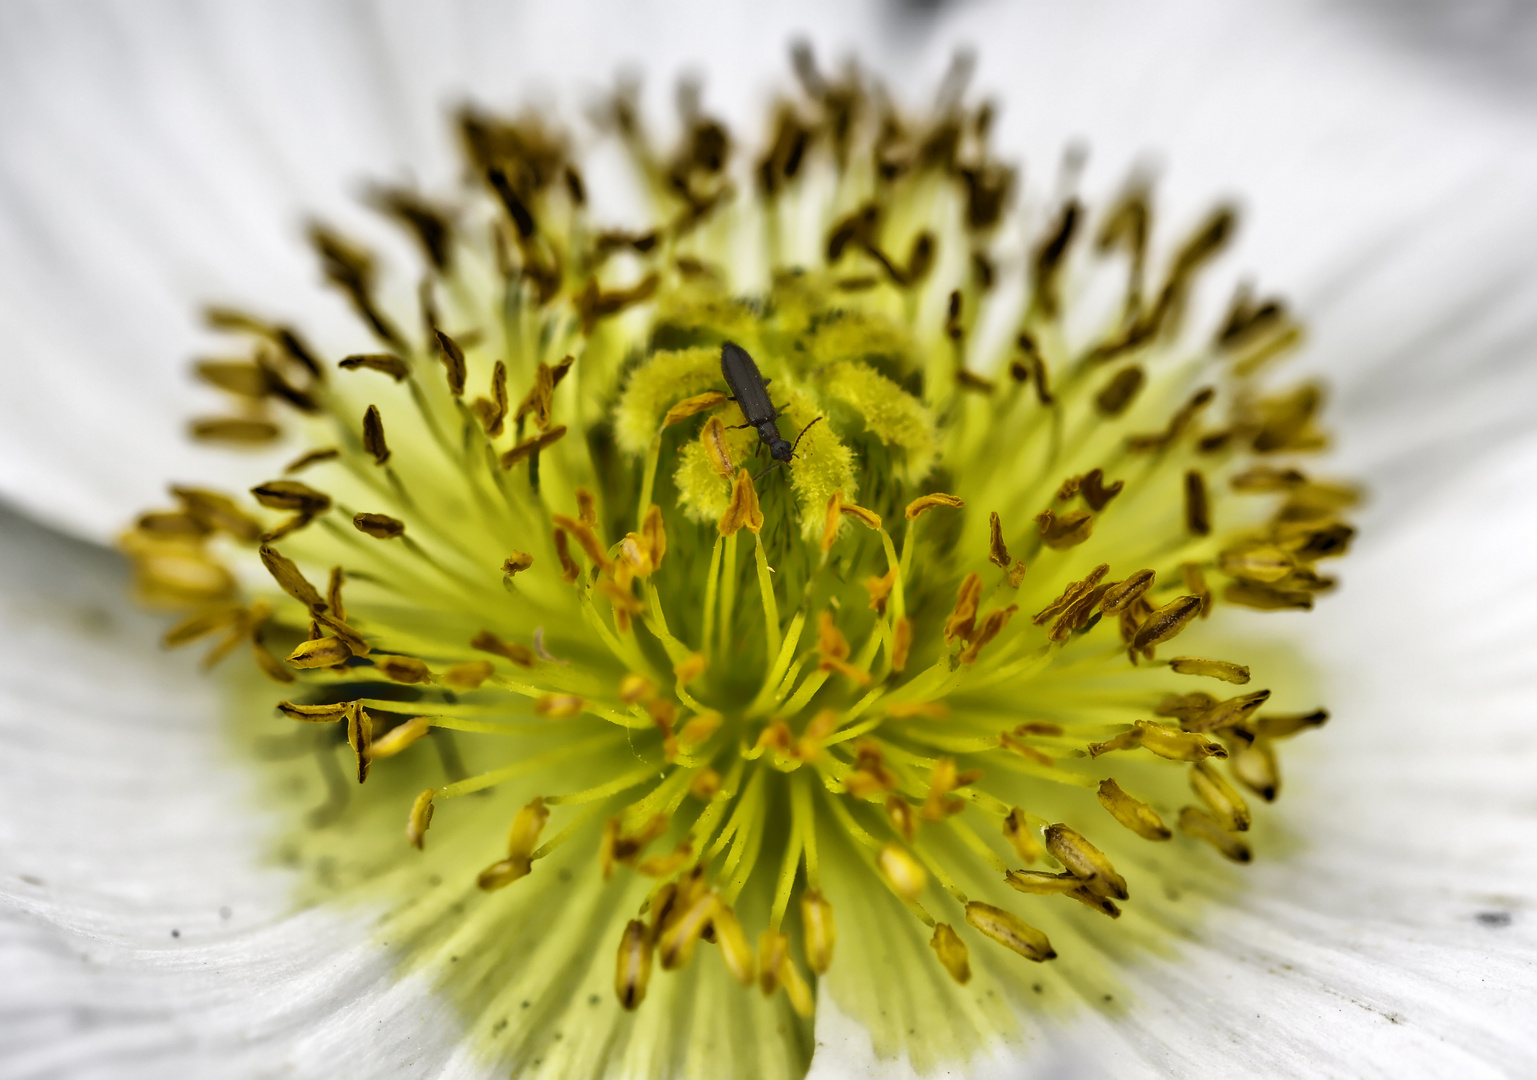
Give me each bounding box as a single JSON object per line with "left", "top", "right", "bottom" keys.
{"left": 122, "top": 46, "right": 1355, "bottom": 1069}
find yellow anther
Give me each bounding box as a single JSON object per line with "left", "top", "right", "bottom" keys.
{"left": 904, "top": 492, "right": 964, "bottom": 520}
{"left": 795, "top": 709, "right": 839, "bottom": 761}
{"left": 1131, "top": 595, "right": 1203, "bottom": 652}
{"left": 1178, "top": 806, "right": 1252, "bottom": 862}
{"left": 1003, "top": 808, "right": 1043, "bottom": 864}
{"left": 844, "top": 742, "right": 897, "bottom": 799}
{"left": 369, "top": 716, "right": 432, "bottom": 760}
{"left": 1044, "top": 823, "right": 1129, "bottom": 900}
{"left": 922, "top": 757, "right": 980, "bottom": 820}
{"left": 443, "top": 660, "right": 493, "bottom": 689}
{"left": 816, "top": 612, "right": 870, "bottom": 686}
{"left": 674, "top": 652, "right": 707, "bottom": 684}
{"left": 754, "top": 720, "right": 794, "bottom": 757}
{"left": 286, "top": 637, "right": 352, "bottom": 669}
{"left": 1101, "top": 569, "right": 1155, "bottom": 614}
{"left": 618, "top": 533, "right": 655, "bottom": 576}
{"left": 1096, "top": 778, "right": 1172, "bottom": 841}
{"left": 534, "top": 694, "right": 584, "bottom": 719}
{"left": 1190, "top": 761, "right": 1251, "bottom": 832}
{"left": 690, "top": 769, "right": 721, "bottom": 800}
{"left": 361, "top": 404, "right": 390, "bottom": 465}
{"left": 471, "top": 629, "right": 536, "bottom": 668}
{"left": 701, "top": 416, "right": 735, "bottom": 479}
{"left": 778, "top": 950, "right": 815, "bottom": 1018}
{"left": 800, "top": 890, "right": 837, "bottom": 975}
{"left": 820, "top": 492, "right": 844, "bottom": 552}
{"left": 876, "top": 843, "right": 927, "bottom": 901}
{"left": 1170, "top": 656, "right": 1251, "bottom": 684}
{"left": 658, "top": 890, "right": 715, "bottom": 970}
{"left": 998, "top": 731, "right": 1054, "bottom": 767}
{"left": 637, "top": 842, "right": 693, "bottom": 878}
{"left": 885, "top": 702, "right": 948, "bottom": 720}
{"left": 615, "top": 919, "right": 654, "bottom": 1010}
{"left": 839, "top": 501, "right": 882, "bottom": 531}
{"left": 1007, "top": 559, "right": 1029, "bottom": 587}
{"left": 1218, "top": 544, "right": 1294, "bottom": 583}
{"left": 258, "top": 544, "right": 325, "bottom": 611}
{"left": 476, "top": 856, "right": 532, "bottom": 891}
{"left": 891, "top": 616, "right": 913, "bottom": 672}
{"left": 1248, "top": 708, "right": 1328, "bottom": 739}
{"left": 502, "top": 551, "right": 534, "bottom": 575}
{"left": 575, "top": 488, "right": 598, "bottom": 528}
{"left": 619, "top": 673, "right": 655, "bottom": 703}
{"left": 864, "top": 567, "right": 896, "bottom": 614}
{"left": 943, "top": 573, "right": 983, "bottom": 644}
{"left": 757, "top": 929, "right": 788, "bottom": 996}
{"left": 406, "top": 788, "right": 435, "bottom": 850}
{"left": 1230, "top": 739, "right": 1280, "bottom": 802}
{"left": 965, "top": 901, "right": 1056, "bottom": 962}
{"left": 1034, "top": 563, "right": 1110, "bottom": 625}
{"left": 988, "top": 511, "right": 1010, "bottom": 567}
{"left": 1004, "top": 869, "right": 1082, "bottom": 895}
{"left": 1134, "top": 720, "right": 1228, "bottom": 761}
{"left": 277, "top": 700, "right": 353, "bottom": 722}
{"left": 711, "top": 900, "right": 756, "bottom": 986}
{"left": 506, "top": 797, "right": 551, "bottom": 861}
{"left": 885, "top": 796, "right": 917, "bottom": 842}
{"left": 719, "top": 468, "right": 764, "bottom": 537}
{"left": 326, "top": 567, "right": 346, "bottom": 622}
{"left": 345, "top": 705, "right": 373, "bottom": 782}
{"left": 663, "top": 390, "right": 729, "bottom": 426}
{"left": 929, "top": 923, "right": 971, "bottom": 984}
{"left": 375, "top": 655, "right": 430, "bottom": 684}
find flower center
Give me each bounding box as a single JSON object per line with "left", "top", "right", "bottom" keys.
{"left": 123, "top": 49, "right": 1355, "bottom": 1077}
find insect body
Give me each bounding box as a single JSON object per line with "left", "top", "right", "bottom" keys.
{"left": 719, "top": 341, "right": 820, "bottom": 468}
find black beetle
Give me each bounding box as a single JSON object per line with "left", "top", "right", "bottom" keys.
{"left": 719, "top": 341, "right": 821, "bottom": 471}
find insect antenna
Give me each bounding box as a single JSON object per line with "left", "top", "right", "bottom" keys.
{"left": 788, "top": 416, "right": 824, "bottom": 457}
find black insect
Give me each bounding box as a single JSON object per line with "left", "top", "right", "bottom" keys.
{"left": 719, "top": 341, "right": 821, "bottom": 476}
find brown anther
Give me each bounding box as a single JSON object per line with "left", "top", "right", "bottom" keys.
{"left": 944, "top": 573, "right": 984, "bottom": 644}
{"left": 189, "top": 417, "right": 282, "bottom": 444}
{"left": 1048, "top": 584, "right": 1110, "bottom": 642}
{"left": 1033, "top": 564, "right": 1110, "bottom": 625}
{"left": 819, "top": 491, "right": 844, "bottom": 551}
{"left": 1127, "top": 387, "right": 1216, "bottom": 452}
{"left": 1100, "top": 569, "right": 1155, "bottom": 615}
{"left": 471, "top": 629, "right": 535, "bottom": 668}
{"left": 922, "top": 757, "right": 979, "bottom": 820}
{"left": 1097, "top": 778, "right": 1172, "bottom": 841}
{"left": 1131, "top": 595, "right": 1203, "bottom": 652}
{"left": 534, "top": 694, "right": 584, "bottom": 719}
{"left": 663, "top": 390, "right": 730, "bottom": 427}
{"left": 885, "top": 702, "right": 949, "bottom": 720}
{"left": 754, "top": 720, "right": 794, "bottom": 757}
{"left": 998, "top": 731, "right": 1054, "bottom": 767}
{"left": 674, "top": 652, "right": 707, "bottom": 684}
{"left": 406, "top": 788, "right": 435, "bottom": 850}
{"left": 1178, "top": 806, "right": 1252, "bottom": 862}
{"left": 502, "top": 551, "right": 535, "bottom": 576}
{"left": 757, "top": 929, "right": 788, "bottom": 997}
{"left": 885, "top": 796, "right": 918, "bottom": 842}
{"left": 598, "top": 575, "right": 645, "bottom": 615}
{"left": 876, "top": 843, "right": 927, "bottom": 901}
{"left": 500, "top": 424, "right": 568, "bottom": 468}
{"left": 352, "top": 512, "right": 405, "bottom": 539}
{"left": 276, "top": 700, "right": 353, "bottom": 723}
{"left": 551, "top": 513, "right": 611, "bottom": 570}
{"left": 250, "top": 480, "right": 331, "bottom": 517}
{"left": 719, "top": 468, "right": 765, "bottom": 537}
{"left": 361, "top": 405, "right": 391, "bottom": 466}
{"left": 1156, "top": 692, "right": 1219, "bottom": 723}
{"left": 1223, "top": 582, "right": 1314, "bottom": 611}
{"left": 1044, "top": 824, "right": 1128, "bottom": 900}
{"left": 339, "top": 353, "right": 410, "bottom": 381}
{"left": 1248, "top": 708, "right": 1328, "bottom": 740}
{"left": 1170, "top": 657, "right": 1251, "bottom": 684}
{"left": 1184, "top": 470, "right": 1212, "bottom": 535}
{"left": 929, "top": 923, "right": 971, "bottom": 984}
{"left": 1095, "top": 365, "right": 1145, "bottom": 415}
{"left": 284, "top": 447, "right": 340, "bottom": 475}
{"left": 701, "top": 416, "right": 735, "bottom": 478}
{"left": 552, "top": 528, "right": 580, "bottom": 583}
{"left": 471, "top": 360, "right": 509, "bottom": 437}
{"left": 1079, "top": 468, "right": 1125, "bottom": 512}
{"left": 816, "top": 612, "right": 870, "bottom": 685}
{"left": 477, "top": 856, "right": 533, "bottom": 891}
{"left": 844, "top": 741, "right": 897, "bottom": 799}
{"left": 170, "top": 486, "right": 263, "bottom": 543}
{"left": 324, "top": 567, "right": 346, "bottom": 623}
{"left": 1218, "top": 543, "right": 1295, "bottom": 583}
{"left": 443, "top": 660, "right": 494, "bottom": 689}
{"left": 345, "top": 704, "right": 373, "bottom": 782}
{"left": 658, "top": 890, "right": 716, "bottom": 971}
{"left": 641, "top": 505, "right": 667, "bottom": 571}
{"left": 987, "top": 511, "right": 1010, "bottom": 567}
{"left": 1087, "top": 727, "right": 1144, "bottom": 757}
{"left": 839, "top": 501, "right": 883, "bottom": 531}
{"left": 619, "top": 674, "right": 655, "bottom": 703}
{"left": 374, "top": 655, "right": 429, "bottom": 684}
{"left": 1187, "top": 689, "right": 1271, "bottom": 732}
{"left": 966, "top": 901, "right": 1055, "bottom": 962}
{"left": 286, "top": 636, "right": 352, "bottom": 669}
{"left": 679, "top": 711, "right": 722, "bottom": 750}
{"left": 615, "top": 919, "right": 654, "bottom": 1010}
{"left": 162, "top": 606, "right": 240, "bottom": 649}
{"left": 958, "top": 604, "right": 1018, "bottom": 664}
{"left": 1035, "top": 507, "right": 1094, "bottom": 549}
{"left": 864, "top": 567, "right": 897, "bottom": 615}
{"left": 891, "top": 617, "right": 913, "bottom": 672}
{"left": 257, "top": 544, "right": 325, "bottom": 611}
{"left": 1230, "top": 739, "right": 1281, "bottom": 801}
{"left": 432, "top": 329, "right": 467, "bottom": 397}
{"left": 905, "top": 492, "right": 965, "bottom": 520}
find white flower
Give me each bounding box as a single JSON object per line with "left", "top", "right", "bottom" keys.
{"left": 3, "top": 2, "right": 1537, "bottom": 1078}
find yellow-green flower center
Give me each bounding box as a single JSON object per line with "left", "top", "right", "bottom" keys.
{"left": 123, "top": 51, "right": 1354, "bottom": 1079}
